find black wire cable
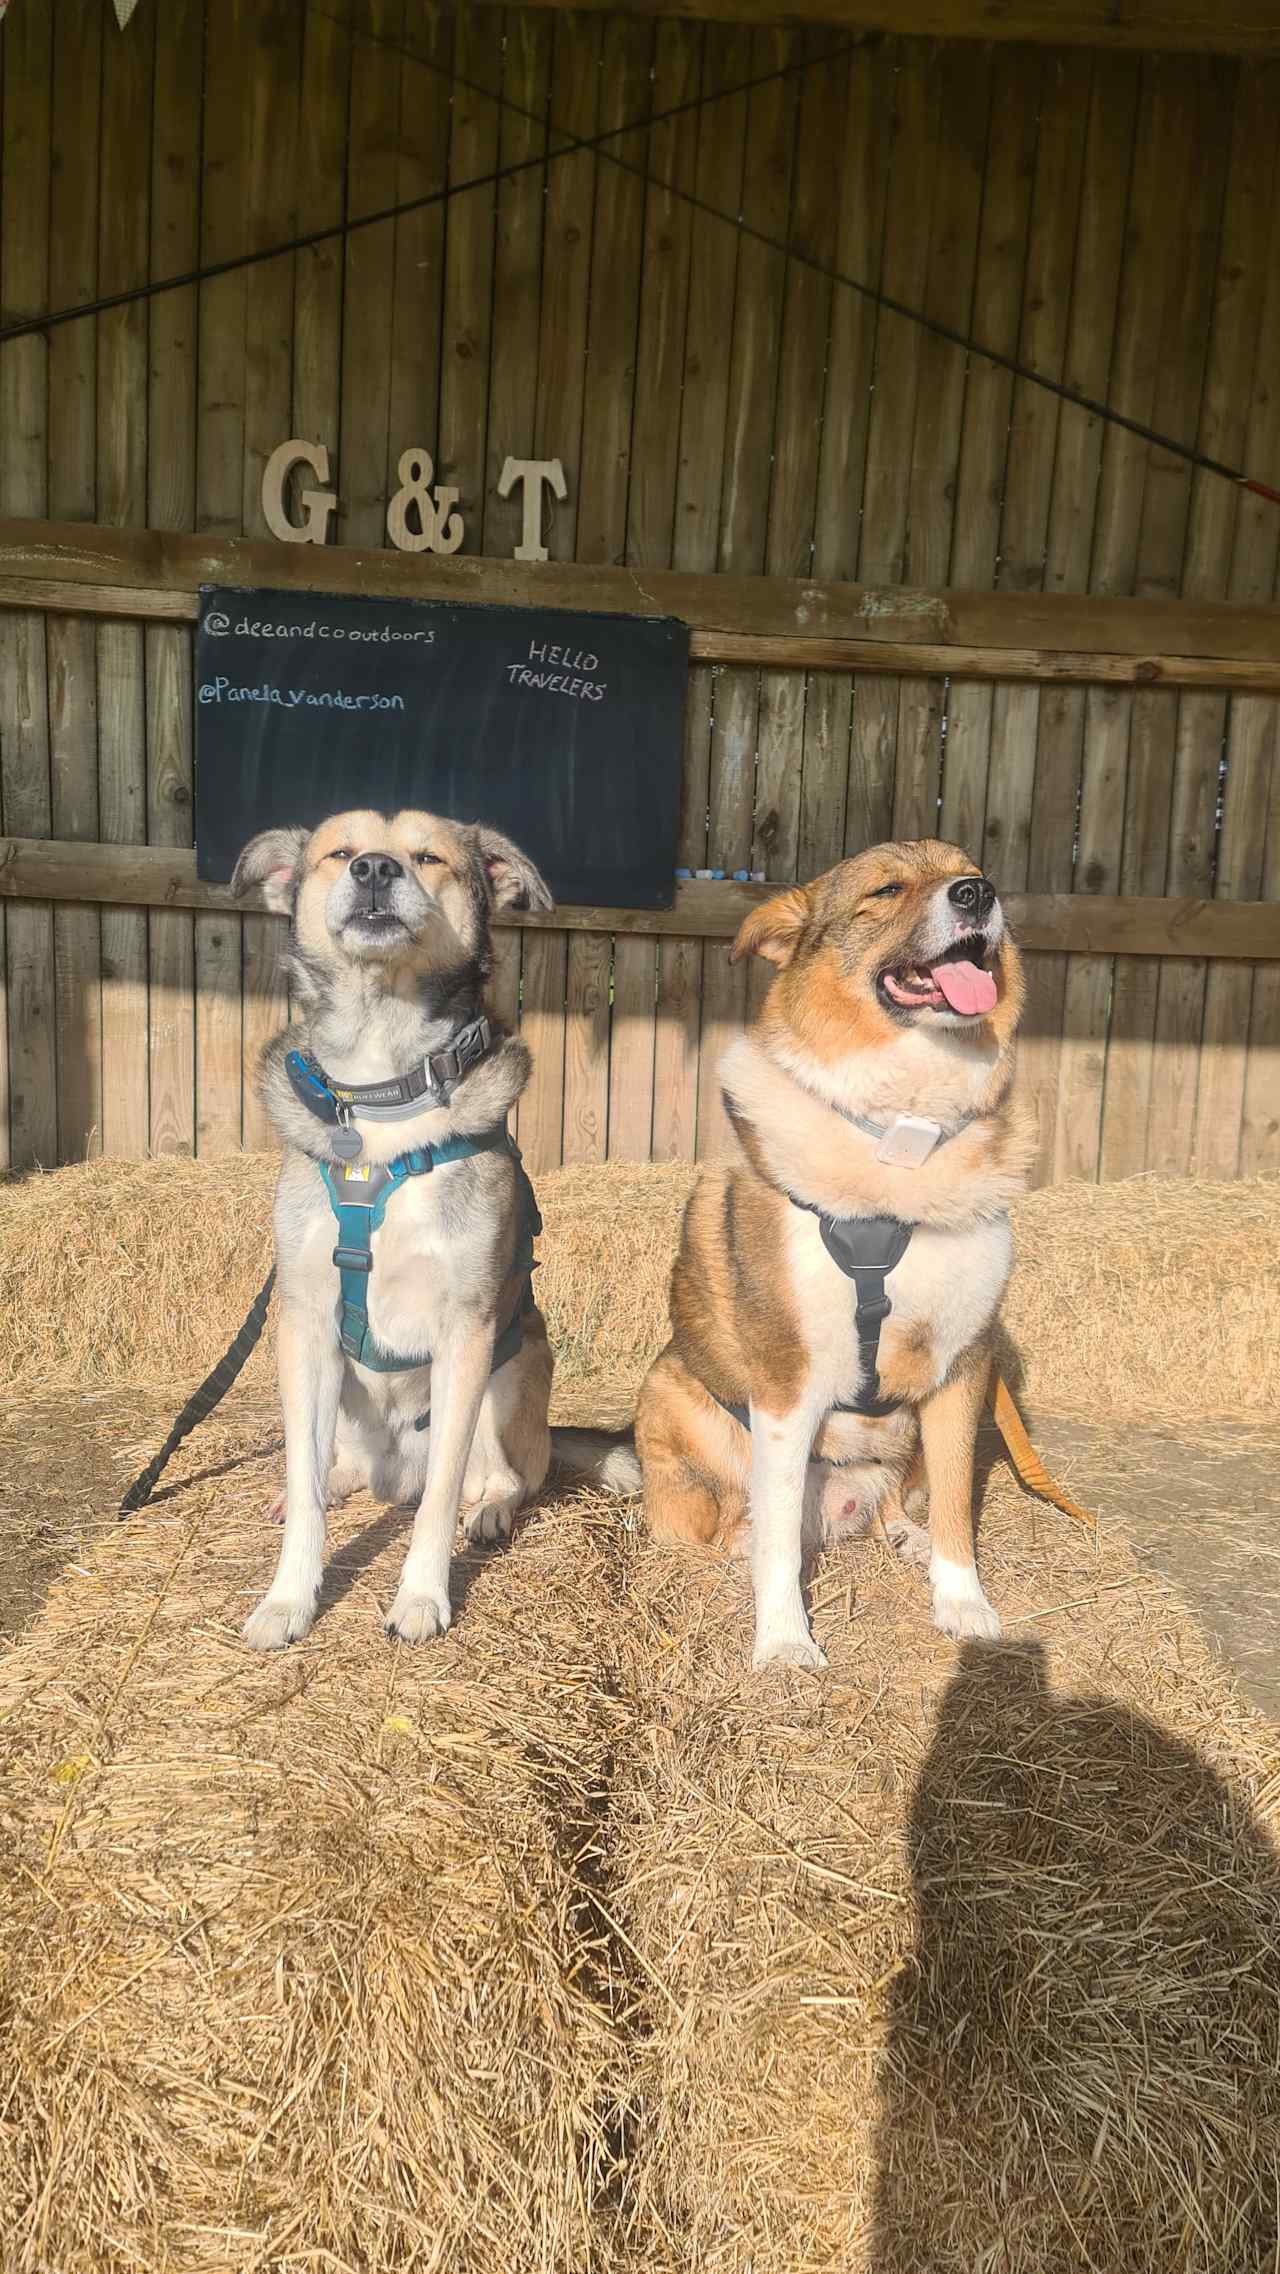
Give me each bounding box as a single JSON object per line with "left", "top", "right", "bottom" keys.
{"left": 3, "top": 13, "right": 1277, "bottom": 508}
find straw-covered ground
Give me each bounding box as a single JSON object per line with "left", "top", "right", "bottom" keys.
{"left": 2, "top": 1156, "right": 1279, "bottom": 2272}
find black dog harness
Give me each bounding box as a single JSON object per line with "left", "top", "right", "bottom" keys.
{"left": 713, "top": 1203, "right": 914, "bottom": 1429}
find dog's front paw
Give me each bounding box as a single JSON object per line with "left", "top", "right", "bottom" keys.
{"left": 752, "top": 1628, "right": 829, "bottom": 1673}
{"left": 384, "top": 1585, "right": 452, "bottom": 1645}
{"left": 930, "top": 1556, "right": 1001, "bottom": 1642}
{"left": 242, "top": 1592, "right": 317, "bottom": 1651}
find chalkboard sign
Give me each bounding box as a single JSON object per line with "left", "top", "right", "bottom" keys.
{"left": 194, "top": 585, "right": 688, "bottom": 908}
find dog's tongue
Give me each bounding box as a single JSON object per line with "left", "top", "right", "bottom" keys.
{"left": 932, "top": 958, "right": 997, "bottom": 1016}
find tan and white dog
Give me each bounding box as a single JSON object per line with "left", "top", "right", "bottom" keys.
{"left": 233, "top": 808, "right": 637, "bottom": 1653}
{"left": 634, "top": 838, "right": 1032, "bottom": 1670}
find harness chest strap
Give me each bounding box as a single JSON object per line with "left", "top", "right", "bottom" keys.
{"left": 318, "top": 1127, "right": 540, "bottom": 1387}
{"left": 712, "top": 1205, "right": 914, "bottom": 1428}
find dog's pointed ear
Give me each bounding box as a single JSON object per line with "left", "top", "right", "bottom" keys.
{"left": 474, "top": 826, "right": 554, "bottom": 913}
{"left": 730, "top": 885, "right": 810, "bottom": 967}
{"left": 230, "top": 826, "right": 310, "bottom": 914}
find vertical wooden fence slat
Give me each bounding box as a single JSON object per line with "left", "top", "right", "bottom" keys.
{"left": 698, "top": 28, "right": 796, "bottom": 1159}
{"left": 755, "top": 38, "right": 847, "bottom": 883}
{"left": 806, "top": 39, "right": 894, "bottom": 874}
{"left": 941, "top": 47, "right": 1041, "bottom": 859}
{"left": 0, "top": 0, "right": 55, "bottom": 1172}
{"left": 561, "top": 932, "right": 611, "bottom": 1165}
{"left": 986, "top": 51, "right": 1091, "bottom": 1179}
{"left": 145, "top": 0, "right": 202, "bottom": 1159}
{"left": 484, "top": 14, "right": 550, "bottom": 562}
{"left": 572, "top": 17, "right": 651, "bottom": 1159}
{"left": 96, "top": 7, "right": 154, "bottom": 1163}
{"left": 859, "top": 44, "right": 943, "bottom": 851}
{"left": 1240, "top": 737, "right": 1280, "bottom": 1173}
{"left": 287, "top": 0, "right": 353, "bottom": 1047}
{"left": 340, "top": 0, "right": 405, "bottom": 551}
{"left": 389, "top": 5, "right": 452, "bottom": 500}
{"left": 194, "top": 0, "right": 251, "bottom": 1155}
{"left": 294, "top": 0, "right": 352, "bottom": 456}
{"left": 577, "top": 17, "right": 652, "bottom": 570}
{"left": 48, "top": 0, "right": 103, "bottom": 1165}
{"left": 653, "top": 26, "right": 748, "bottom": 1159}
{"left": 240, "top": 3, "right": 303, "bottom": 1145}
{"left": 475, "top": 13, "right": 545, "bottom": 1114}
{"left": 895, "top": 42, "right": 989, "bottom": 842}
{"left": 1233, "top": 79, "right": 1280, "bottom": 1177}
{"left": 1195, "top": 700, "right": 1277, "bottom": 1175}
{"left": 521, "top": 14, "right": 602, "bottom": 1169}
{"left": 518, "top": 11, "right": 601, "bottom": 1171}
{"left": 609, "top": 19, "right": 700, "bottom": 1164}
{"left": 657, "top": 15, "right": 726, "bottom": 1161}
{"left": 0, "top": 9, "right": 6, "bottom": 1168}
{"left": 482, "top": 13, "right": 559, "bottom": 1152}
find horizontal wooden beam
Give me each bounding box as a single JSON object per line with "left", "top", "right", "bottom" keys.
{"left": 3, "top": 571, "right": 1280, "bottom": 690}
{"left": 2, "top": 520, "right": 1279, "bottom": 666}
{"left": 3, "top": 838, "right": 1278, "bottom": 961}
{"left": 460, "top": 0, "right": 1280, "bottom": 58}
{"left": 692, "top": 634, "right": 1280, "bottom": 692}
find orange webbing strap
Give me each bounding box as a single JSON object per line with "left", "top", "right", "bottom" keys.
{"left": 988, "top": 1372, "right": 1097, "bottom": 1536}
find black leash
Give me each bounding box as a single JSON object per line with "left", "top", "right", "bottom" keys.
{"left": 117, "top": 1269, "right": 276, "bottom": 1518}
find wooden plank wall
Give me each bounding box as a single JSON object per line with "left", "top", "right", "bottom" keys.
{"left": 1, "top": 0, "right": 1278, "bottom": 1181}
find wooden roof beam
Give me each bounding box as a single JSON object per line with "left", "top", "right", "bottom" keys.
{"left": 459, "top": 0, "right": 1280, "bottom": 59}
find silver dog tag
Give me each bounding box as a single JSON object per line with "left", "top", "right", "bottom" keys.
{"left": 875, "top": 1115, "right": 943, "bottom": 1167}
{"left": 331, "top": 1124, "right": 364, "bottom": 1161}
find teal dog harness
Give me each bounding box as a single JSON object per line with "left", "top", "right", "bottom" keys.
{"left": 317, "top": 1128, "right": 541, "bottom": 1392}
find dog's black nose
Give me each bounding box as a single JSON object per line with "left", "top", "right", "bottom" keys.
{"left": 349, "top": 852, "right": 403, "bottom": 889}
{"left": 948, "top": 874, "right": 996, "bottom": 919}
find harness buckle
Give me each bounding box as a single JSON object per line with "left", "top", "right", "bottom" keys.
{"left": 332, "top": 1244, "right": 374, "bottom": 1274}
{"left": 856, "top": 1290, "right": 893, "bottom": 1326}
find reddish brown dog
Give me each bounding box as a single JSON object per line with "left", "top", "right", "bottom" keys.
{"left": 634, "top": 838, "right": 1032, "bottom": 1670}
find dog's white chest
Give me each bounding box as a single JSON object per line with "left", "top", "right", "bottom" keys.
{"left": 787, "top": 1204, "right": 1012, "bottom": 1403}
{"left": 358, "top": 1171, "right": 464, "bottom": 1361}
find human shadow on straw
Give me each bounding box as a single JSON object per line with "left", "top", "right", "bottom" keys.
{"left": 871, "top": 1640, "right": 1280, "bottom": 2273}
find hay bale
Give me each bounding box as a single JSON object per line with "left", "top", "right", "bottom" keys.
{"left": 1004, "top": 1173, "right": 1280, "bottom": 1423}
{"left": 0, "top": 1419, "right": 635, "bottom": 2273}
{"left": 0, "top": 1155, "right": 696, "bottom": 1424}
{"left": 606, "top": 1465, "right": 1280, "bottom": 2273}
{"left": 0, "top": 1154, "right": 279, "bottom": 1396}
{"left": 2, "top": 1153, "right": 1277, "bottom": 1423}
{"left": 3, "top": 1390, "right": 1279, "bottom": 2269}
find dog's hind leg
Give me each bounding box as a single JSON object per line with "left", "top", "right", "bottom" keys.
{"left": 458, "top": 1319, "right": 554, "bottom": 1546}
{"left": 635, "top": 1350, "right": 750, "bottom": 1553}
